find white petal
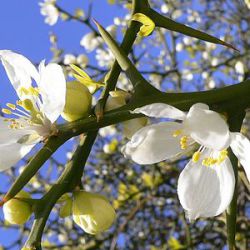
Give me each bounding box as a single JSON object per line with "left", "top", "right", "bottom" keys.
{"left": 184, "top": 104, "right": 230, "bottom": 150}
{"left": 230, "top": 132, "right": 250, "bottom": 182}
{"left": 132, "top": 103, "right": 186, "bottom": 120}
{"left": 39, "top": 63, "right": 66, "bottom": 123}
{"left": 177, "top": 151, "right": 235, "bottom": 220}
{"left": 0, "top": 117, "right": 37, "bottom": 144}
{"left": 121, "top": 122, "right": 186, "bottom": 164}
{"left": 0, "top": 143, "right": 35, "bottom": 171}
{"left": 0, "top": 50, "right": 39, "bottom": 98}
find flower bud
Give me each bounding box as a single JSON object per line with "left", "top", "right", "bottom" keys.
{"left": 62, "top": 81, "right": 92, "bottom": 122}
{"left": 105, "top": 92, "right": 147, "bottom": 138}
{"left": 59, "top": 198, "right": 72, "bottom": 218}
{"left": 72, "top": 191, "right": 116, "bottom": 234}
{"left": 3, "top": 190, "right": 32, "bottom": 225}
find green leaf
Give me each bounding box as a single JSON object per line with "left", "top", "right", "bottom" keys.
{"left": 132, "top": 13, "right": 155, "bottom": 37}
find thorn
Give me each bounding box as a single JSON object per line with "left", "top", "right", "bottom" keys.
{"left": 223, "top": 42, "right": 240, "bottom": 52}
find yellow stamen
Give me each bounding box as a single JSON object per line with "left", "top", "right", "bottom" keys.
{"left": 172, "top": 129, "right": 182, "bottom": 137}
{"left": 2, "top": 108, "right": 12, "bottom": 115}
{"left": 21, "top": 99, "right": 35, "bottom": 112}
{"left": 6, "top": 103, "right": 16, "bottom": 110}
{"left": 28, "top": 87, "right": 39, "bottom": 96}
{"left": 19, "top": 87, "right": 40, "bottom": 97}
{"left": 19, "top": 87, "right": 30, "bottom": 96}
{"left": 16, "top": 100, "right": 22, "bottom": 106}
{"left": 180, "top": 136, "right": 188, "bottom": 149}
{"left": 192, "top": 151, "right": 201, "bottom": 163}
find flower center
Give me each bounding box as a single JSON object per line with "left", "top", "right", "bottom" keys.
{"left": 192, "top": 148, "right": 228, "bottom": 166}
{"left": 172, "top": 129, "right": 194, "bottom": 150}
{"left": 1, "top": 87, "right": 45, "bottom": 129}
{"left": 172, "top": 129, "right": 228, "bottom": 166}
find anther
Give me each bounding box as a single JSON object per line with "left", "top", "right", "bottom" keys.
{"left": 6, "top": 103, "right": 16, "bottom": 110}
{"left": 2, "top": 108, "right": 12, "bottom": 115}
{"left": 192, "top": 151, "right": 201, "bottom": 163}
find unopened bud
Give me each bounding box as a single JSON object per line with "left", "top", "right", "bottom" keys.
{"left": 72, "top": 191, "right": 116, "bottom": 234}
{"left": 3, "top": 191, "right": 32, "bottom": 225}
{"left": 59, "top": 198, "right": 72, "bottom": 218}
{"left": 105, "top": 93, "right": 147, "bottom": 138}
{"left": 123, "top": 117, "right": 147, "bottom": 139}
{"left": 104, "top": 95, "right": 126, "bottom": 112}
{"left": 62, "top": 81, "right": 92, "bottom": 122}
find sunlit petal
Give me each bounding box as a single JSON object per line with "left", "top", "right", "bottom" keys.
{"left": 122, "top": 122, "right": 186, "bottom": 164}
{"left": 39, "top": 63, "right": 66, "bottom": 123}
{"left": 0, "top": 143, "right": 36, "bottom": 171}
{"left": 0, "top": 50, "right": 39, "bottom": 98}
{"left": 230, "top": 132, "right": 250, "bottom": 182}
{"left": 184, "top": 104, "right": 230, "bottom": 150}
{"left": 178, "top": 150, "right": 235, "bottom": 220}
{"left": 132, "top": 103, "right": 186, "bottom": 120}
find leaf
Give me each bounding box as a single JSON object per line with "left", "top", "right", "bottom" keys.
{"left": 132, "top": 13, "right": 155, "bottom": 37}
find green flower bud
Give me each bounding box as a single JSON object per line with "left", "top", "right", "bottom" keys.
{"left": 104, "top": 95, "right": 126, "bottom": 112}
{"left": 59, "top": 198, "right": 72, "bottom": 218}
{"left": 62, "top": 81, "right": 92, "bottom": 122}
{"left": 123, "top": 117, "right": 147, "bottom": 139}
{"left": 105, "top": 92, "right": 147, "bottom": 138}
{"left": 3, "top": 191, "right": 32, "bottom": 225}
{"left": 72, "top": 191, "right": 116, "bottom": 235}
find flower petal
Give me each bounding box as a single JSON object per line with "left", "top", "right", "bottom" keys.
{"left": 0, "top": 143, "right": 35, "bottom": 171}
{"left": 132, "top": 103, "right": 186, "bottom": 120}
{"left": 177, "top": 151, "right": 235, "bottom": 220}
{"left": 39, "top": 63, "right": 66, "bottom": 123}
{"left": 184, "top": 104, "right": 230, "bottom": 150}
{"left": 230, "top": 132, "right": 250, "bottom": 182}
{"left": 121, "top": 122, "right": 186, "bottom": 164}
{"left": 0, "top": 117, "right": 37, "bottom": 144}
{"left": 0, "top": 50, "right": 39, "bottom": 98}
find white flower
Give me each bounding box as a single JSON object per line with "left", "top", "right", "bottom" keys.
{"left": 39, "top": 0, "right": 59, "bottom": 26}
{"left": 122, "top": 103, "right": 250, "bottom": 220}
{"left": 76, "top": 54, "right": 89, "bottom": 67}
{"left": 95, "top": 48, "right": 114, "bottom": 68}
{"left": 0, "top": 50, "right": 66, "bottom": 171}
{"left": 63, "top": 54, "right": 76, "bottom": 65}
{"left": 235, "top": 61, "right": 245, "bottom": 75}
{"left": 80, "top": 33, "right": 102, "bottom": 52}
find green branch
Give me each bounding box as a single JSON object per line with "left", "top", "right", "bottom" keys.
{"left": 226, "top": 110, "right": 245, "bottom": 250}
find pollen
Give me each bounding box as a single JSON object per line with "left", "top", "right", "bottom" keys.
{"left": 192, "top": 151, "right": 201, "bottom": 163}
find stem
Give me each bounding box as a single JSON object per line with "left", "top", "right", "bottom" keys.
{"left": 58, "top": 79, "right": 250, "bottom": 137}
{"left": 4, "top": 134, "right": 69, "bottom": 202}
{"left": 226, "top": 111, "right": 245, "bottom": 250}
{"left": 24, "top": 132, "right": 97, "bottom": 249}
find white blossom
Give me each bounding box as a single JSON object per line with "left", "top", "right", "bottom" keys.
{"left": 80, "top": 33, "right": 102, "bottom": 52}
{"left": 122, "top": 103, "right": 250, "bottom": 220}
{"left": 235, "top": 61, "right": 245, "bottom": 75}
{"left": 0, "top": 50, "right": 66, "bottom": 171}
{"left": 63, "top": 54, "right": 76, "bottom": 65}
{"left": 39, "top": 0, "right": 59, "bottom": 26}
